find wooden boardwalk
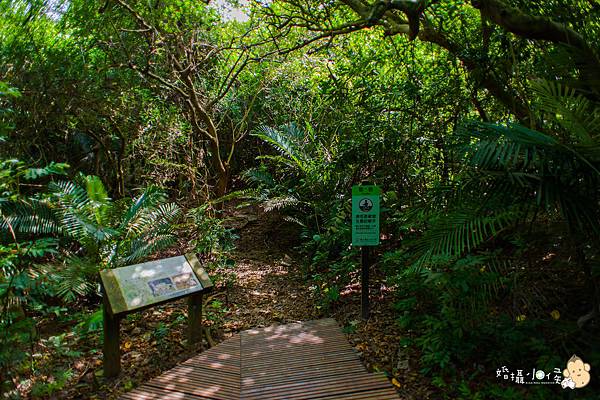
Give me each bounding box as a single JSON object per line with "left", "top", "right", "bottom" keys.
{"left": 122, "top": 318, "right": 399, "bottom": 400}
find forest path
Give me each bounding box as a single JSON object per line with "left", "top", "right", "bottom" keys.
{"left": 82, "top": 207, "right": 418, "bottom": 399}
{"left": 220, "top": 207, "right": 321, "bottom": 332}
{"left": 220, "top": 207, "right": 428, "bottom": 399}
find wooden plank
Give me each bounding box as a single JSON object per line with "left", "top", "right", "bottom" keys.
{"left": 123, "top": 335, "right": 241, "bottom": 400}
{"left": 121, "top": 385, "right": 216, "bottom": 400}
{"left": 145, "top": 380, "right": 239, "bottom": 400}
{"left": 241, "top": 367, "right": 367, "bottom": 389}
{"left": 239, "top": 319, "right": 398, "bottom": 399}
{"left": 182, "top": 335, "right": 241, "bottom": 375}
{"left": 241, "top": 373, "right": 393, "bottom": 399}
{"left": 240, "top": 321, "right": 394, "bottom": 399}
{"left": 121, "top": 320, "right": 400, "bottom": 400}
{"left": 242, "top": 354, "right": 360, "bottom": 373}
{"left": 150, "top": 367, "right": 241, "bottom": 387}
{"left": 317, "top": 387, "right": 401, "bottom": 400}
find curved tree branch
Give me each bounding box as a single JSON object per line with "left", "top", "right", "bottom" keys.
{"left": 473, "top": 0, "right": 595, "bottom": 56}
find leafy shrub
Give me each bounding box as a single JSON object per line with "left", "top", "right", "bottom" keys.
{"left": 250, "top": 123, "right": 361, "bottom": 307}
{"left": 188, "top": 204, "right": 237, "bottom": 255}
{"left": 382, "top": 82, "right": 600, "bottom": 397}
{"left": 187, "top": 205, "right": 237, "bottom": 288}
{"left": 47, "top": 174, "right": 182, "bottom": 301}
{"left": 0, "top": 160, "right": 66, "bottom": 394}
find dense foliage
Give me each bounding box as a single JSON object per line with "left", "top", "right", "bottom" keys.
{"left": 1, "top": 0, "right": 599, "bottom": 398}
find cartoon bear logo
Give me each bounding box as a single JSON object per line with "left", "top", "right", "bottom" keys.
{"left": 561, "top": 355, "right": 591, "bottom": 389}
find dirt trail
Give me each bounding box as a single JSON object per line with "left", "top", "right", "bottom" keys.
{"left": 221, "top": 207, "right": 321, "bottom": 331}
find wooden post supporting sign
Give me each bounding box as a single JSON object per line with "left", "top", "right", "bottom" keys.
{"left": 361, "top": 246, "right": 370, "bottom": 320}
{"left": 102, "top": 293, "right": 121, "bottom": 378}
{"left": 100, "top": 254, "right": 213, "bottom": 378}
{"left": 187, "top": 293, "right": 204, "bottom": 347}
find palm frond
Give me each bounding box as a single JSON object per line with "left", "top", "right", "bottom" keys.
{"left": 531, "top": 79, "right": 600, "bottom": 143}
{"left": 120, "top": 234, "right": 177, "bottom": 266}
{"left": 412, "top": 206, "right": 522, "bottom": 268}
{"left": 456, "top": 119, "right": 600, "bottom": 235}
{"left": 242, "top": 168, "right": 276, "bottom": 187}
{"left": 0, "top": 198, "right": 59, "bottom": 237}
{"left": 146, "top": 203, "right": 182, "bottom": 233}
{"left": 124, "top": 202, "right": 180, "bottom": 238}
{"left": 457, "top": 121, "right": 558, "bottom": 171}
{"left": 119, "top": 186, "right": 166, "bottom": 230}
{"left": 50, "top": 176, "right": 179, "bottom": 267}
{"left": 40, "top": 256, "right": 98, "bottom": 302}
{"left": 58, "top": 205, "right": 119, "bottom": 244}
{"left": 49, "top": 180, "right": 90, "bottom": 210}
{"left": 253, "top": 124, "right": 306, "bottom": 170}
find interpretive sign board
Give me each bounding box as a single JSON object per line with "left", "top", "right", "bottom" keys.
{"left": 100, "top": 253, "right": 212, "bottom": 378}
{"left": 352, "top": 185, "right": 381, "bottom": 246}
{"left": 100, "top": 253, "right": 212, "bottom": 315}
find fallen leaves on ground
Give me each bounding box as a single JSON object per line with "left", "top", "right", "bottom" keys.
{"left": 20, "top": 207, "right": 420, "bottom": 399}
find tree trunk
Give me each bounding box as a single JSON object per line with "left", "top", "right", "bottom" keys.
{"left": 215, "top": 165, "right": 230, "bottom": 199}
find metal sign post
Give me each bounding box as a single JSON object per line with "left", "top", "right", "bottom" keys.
{"left": 352, "top": 185, "right": 381, "bottom": 320}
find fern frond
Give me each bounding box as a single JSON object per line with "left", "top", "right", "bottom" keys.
{"left": 282, "top": 215, "right": 306, "bottom": 226}
{"left": 262, "top": 195, "right": 300, "bottom": 212}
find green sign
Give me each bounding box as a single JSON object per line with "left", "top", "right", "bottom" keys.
{"left": 352, "top": 185, "right": 381, "bottom": 246}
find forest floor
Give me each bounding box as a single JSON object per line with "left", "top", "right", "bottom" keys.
{"left": 16, "top": 206, "right": 434, "bottom": 399}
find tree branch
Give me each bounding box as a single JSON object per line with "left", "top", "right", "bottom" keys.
{"left": 473, "top": 0, "right": 595, "bottom": 56}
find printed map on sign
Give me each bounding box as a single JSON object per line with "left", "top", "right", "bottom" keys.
{"left": 110, "top": 256, "right": 202, "bottom": 311}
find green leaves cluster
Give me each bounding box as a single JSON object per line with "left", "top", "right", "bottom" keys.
{"left": 48, "top": 174, "right": 182, "bottom": 300}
